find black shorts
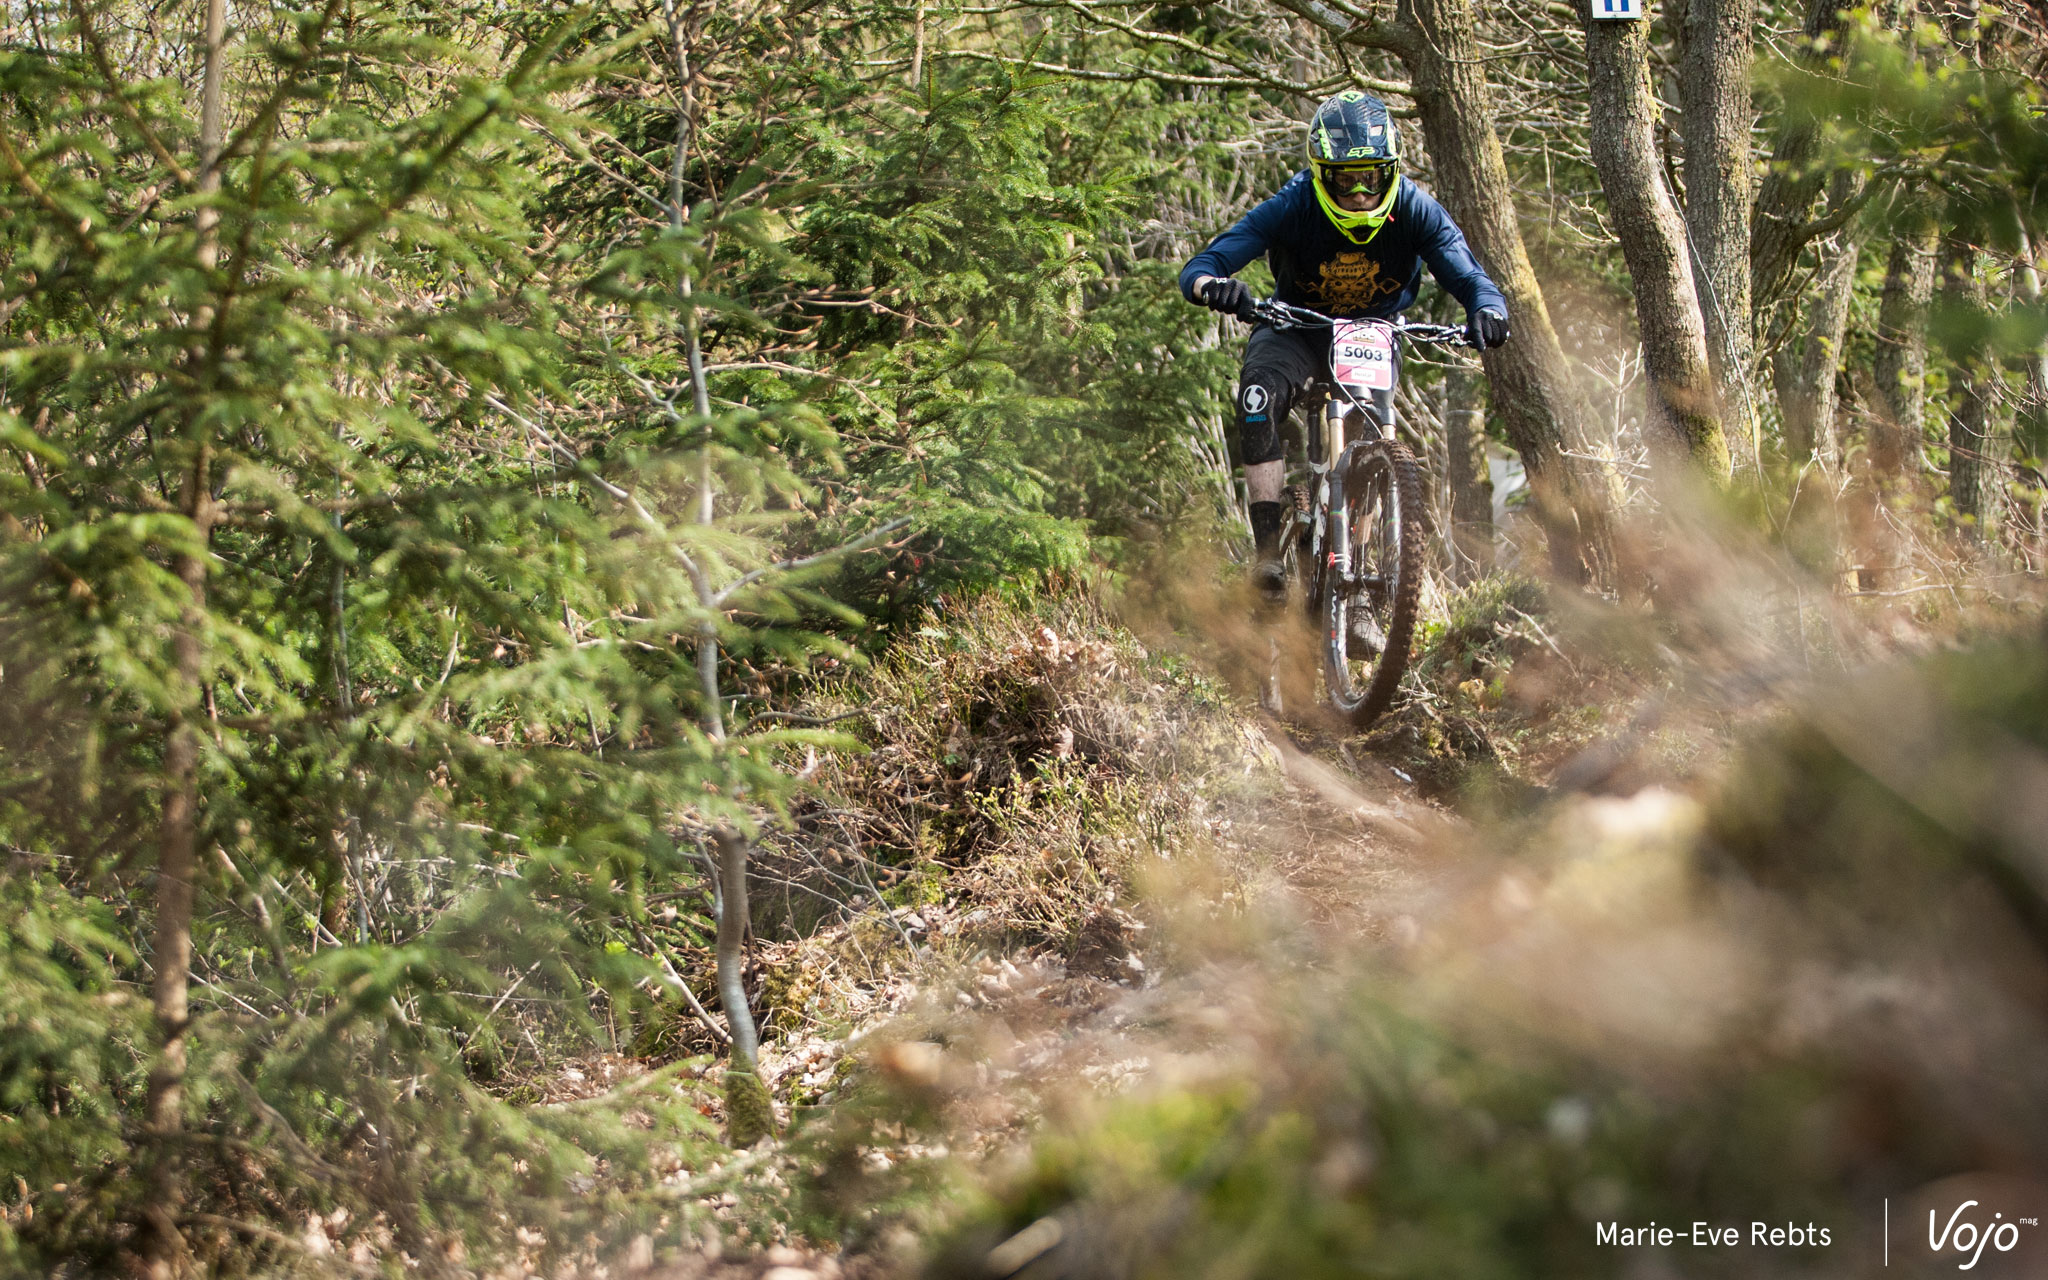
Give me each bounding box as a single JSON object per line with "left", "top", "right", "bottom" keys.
{"left": 1234, "top": 323, "right": 1399, "bottom": 466}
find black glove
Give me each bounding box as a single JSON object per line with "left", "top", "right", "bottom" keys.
{"left": 1199, "top": 277, "right": 1255, "bottom": 320}
{"left": 1466, "top": 307, "right": 1510, "bottom": 349}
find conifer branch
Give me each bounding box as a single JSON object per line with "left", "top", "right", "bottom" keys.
{"left": 930, "top": 47, "right": 1325, "bottom": 93}
{"left": 732, "top": 708, "right": 867, "bottom": 734}
{"left": 0, "top": 117, "right": 98, "bottom": 259}
{"left": 207, "top": 0, "right": 350, "bottom": 181}
{"left": 486, "top": 394, "right": 712, "bottom": 588}
{"left": 710, "top": 517, "right": 912, "bottom": 609}
{"left": 68, "top": 0, "right": 194, "bottom": 186}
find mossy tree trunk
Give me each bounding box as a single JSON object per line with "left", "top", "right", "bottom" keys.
{"left": 1382, "top": 0, "right": 1622, "bottom": 584}
{"left": 2014, "top": 225, "right": 2048, "bottom": 566}
{"left": 1749, "top": 0, "right": 1859, "bottom": 320}
{"left": 1582, "top": 6, "right": 1732, "bottom": 480}
{"left": 1778, "top": 200, "right": 1864, "bottom": 465}
{"left": 1940, "top": 230, "right": 1996, "bottom": 541}
{"left": 1870, "top": 228, "right": 1937, "bottom": 478}
{"left": 716, "top": 827, "right": 772, "bottom": 1146}
{"left": 1676, "top": 0, "right": 1757, "bottom": 439}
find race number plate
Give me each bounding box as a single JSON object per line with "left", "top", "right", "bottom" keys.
{"left": 1331, "top": 320, "right": 1395, "bottom": 392}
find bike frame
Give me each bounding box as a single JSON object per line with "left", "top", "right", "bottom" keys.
{"left": 1248, "top": 300, "right": 1465, "bottom": 622}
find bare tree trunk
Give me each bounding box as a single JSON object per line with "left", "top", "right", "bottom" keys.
{"left": 143, "top": 650, "right": 202, "bottom": 1280}
{"left": 1777, "top": 214, "right": 1862, "bottom": 582}
{"left": 1582, "top": 8, "right": 1731, "bottom": 478}
{"left": 1849, "top": 227, "right": 1936, "bottom": 590}
{"left": 1444, "top": 361, "right": 1493, "bottom": 582}
{"left": 1394, "top": 0, "right": 1620, "bottom": 583}
{"left": 2016, "top": 228, "right": 2048, "bottom": 567}
{"left": 909, "top": 0, "right": 928, "bottom": 88}
{"left": 1940, "top": 230, "right": 1995, "bottom": 540}
{"left": 1779, "top": 214, "right": 1862, "bottom": 463}
{"left": 713, "top": 829, "right": 761, "bottom": 1069}
{"left": 660, "top": 0, "right": 772, "bottom": 1147}
{"left": 142, "top": 2, "right": 227, "bottom": 1274}
{"left": 1871, "top": 228, "right": 1936, "bottom": 476}
{"left": 2016, "top": 223, "right": 2048, "bottom": 474}
{"left": 1676, "top": 0, "right": 1757, "bottom": 440}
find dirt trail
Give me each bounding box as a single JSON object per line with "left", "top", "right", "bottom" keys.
{"left": 657, "top": 566, "right": 2048, "bottom": 1280}
{"left": 857, "top": 711, "right": 1449, "bottom": 1078}
{"left": 642, "top": 605, "right": 1481, "bottom": 1280}
{"left": 1248, "top": 723, "right": 1443, "bottom": 929}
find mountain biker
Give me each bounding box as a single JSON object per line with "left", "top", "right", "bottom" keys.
{"left": 1181, "top": 90, "right": 1512, "bottom": 608}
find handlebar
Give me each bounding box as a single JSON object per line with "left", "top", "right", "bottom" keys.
{"left": 1246, "top": 297, "right": 1473, "bottom": 348}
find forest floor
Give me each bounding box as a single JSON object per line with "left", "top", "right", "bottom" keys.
{"left": 580, "top": 549, "right": 1857, "bottom": 1280}
{"left": 639, "top": 706, "right": 1452, "bottom": 1279}
{"left": 450, "top": 496, "right": 2048, "bottom": 1280}
{"left": 217, "top": 529, "right": 2042, "bottom": 1280}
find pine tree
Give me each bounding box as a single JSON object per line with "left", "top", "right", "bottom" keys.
{"left": 0, "top": 1, "right": 873, "bottom": 1266}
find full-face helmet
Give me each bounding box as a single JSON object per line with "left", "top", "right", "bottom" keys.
{"left": 1306, "top": 91, "right": 1402, "bottom": 242}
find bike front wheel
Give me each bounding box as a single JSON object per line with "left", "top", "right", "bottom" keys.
{"left": 1323, "top": 440, "right": 1423, "bottom": 730}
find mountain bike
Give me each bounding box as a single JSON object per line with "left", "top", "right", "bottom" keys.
{"left": 1244, "top": 298, "right": 1473, "bottom": 730}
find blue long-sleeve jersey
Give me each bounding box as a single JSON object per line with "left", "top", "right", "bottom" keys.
{"left": 1178, "top": 171, "right": 1508, "bottom": 321}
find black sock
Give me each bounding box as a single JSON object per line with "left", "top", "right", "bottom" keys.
{"left": 1248, "top": 501, "right": 1284, "bottom": 560}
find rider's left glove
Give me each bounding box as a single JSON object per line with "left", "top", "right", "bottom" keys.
{"left": 1199, "top": 277, "right": 1257, "bottom": 321}
{"left": 1466, "top": 307, "right": 1510, "bottom": 349}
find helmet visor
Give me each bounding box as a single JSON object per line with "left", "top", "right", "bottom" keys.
{"left": 1317, "top": 162, "right": 1396, "bottom": 200}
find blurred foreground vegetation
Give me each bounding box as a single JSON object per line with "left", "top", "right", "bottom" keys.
{"left": 914, "top": 604, "right": 2048, "bottom": 1280}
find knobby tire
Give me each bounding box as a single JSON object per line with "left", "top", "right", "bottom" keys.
{"left": 1323, "top": 440, "right": 1423, "bottom": 730}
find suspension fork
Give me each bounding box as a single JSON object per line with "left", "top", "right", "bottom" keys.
{"left": 1313, "top": 398, "right": 1350, "bottom": 602}
{"left": 1328, "top": 444, "right": 1375, "bottom": 597}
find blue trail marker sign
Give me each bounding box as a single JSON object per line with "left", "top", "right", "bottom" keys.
{"left": 1593, "top": 0, "right": 1642, "bottom": 16}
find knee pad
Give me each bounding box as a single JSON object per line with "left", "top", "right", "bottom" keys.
{"left": 1236, "top": 376, "right": 1290, "bottom": 466}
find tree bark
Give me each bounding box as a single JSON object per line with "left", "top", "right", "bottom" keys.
{"left": 713, "top": 828, "right": 761, "bottom": 1071}
{"left": 1394, "top": 0, "right": 1620, "bottom": 583}
{"left": 1676, "top": 0, "right": 1757, "bottom": 439}
{"left": 2017, "top": 229, "right": 2048, "bottom": 565}
{"left": 1940, "top": 230, "right": 1995, "bottom": 539}
{"left": 1870, "top": 228, "right": 1936, "bottom": 476}
{"left": 1848, "top": 226, "right": 1933, "bottom": 591}
{"left": 1444, "top": 360, "right": 1494, "bottom": 582}
{"left": 144, "top": 663, "right": 202, "bottom": 1280}
{"left": 1583, "top": 7, "right": 1731, "bottom": 478}
{"left": 1778, "top": 213, "right": 1862, "bottom": 463}
{"left": 142, "top": 1, "right": 227, "bottom": 1274}
{"left": 2016, "top": 224, "right": 2048, "bottom": 466}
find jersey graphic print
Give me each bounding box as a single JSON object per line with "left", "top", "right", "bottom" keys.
{"left": 1178, "top": 174, "right": 1509, "bottom": 323}
{"left": 1313, "top": 253, "right": 1398, "bottom": 314}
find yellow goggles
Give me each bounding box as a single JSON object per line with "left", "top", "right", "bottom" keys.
{"left": 1317, "top": 163, "right": 1395, "bottom": 199}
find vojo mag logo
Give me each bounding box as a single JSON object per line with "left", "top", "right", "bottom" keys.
{"left": 1893, "top": 1180, "right": 2044, "bottom": 1274}
{"left": 1923, "top": 1201, "right": 2034, "bottom": 1271}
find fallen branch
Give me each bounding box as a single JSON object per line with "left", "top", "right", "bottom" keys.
{"left": 711, "top": 517, "right": 913, "bottom": 608}
{"left": 632, "top": 923, "right": 732, "bottom": 1044}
